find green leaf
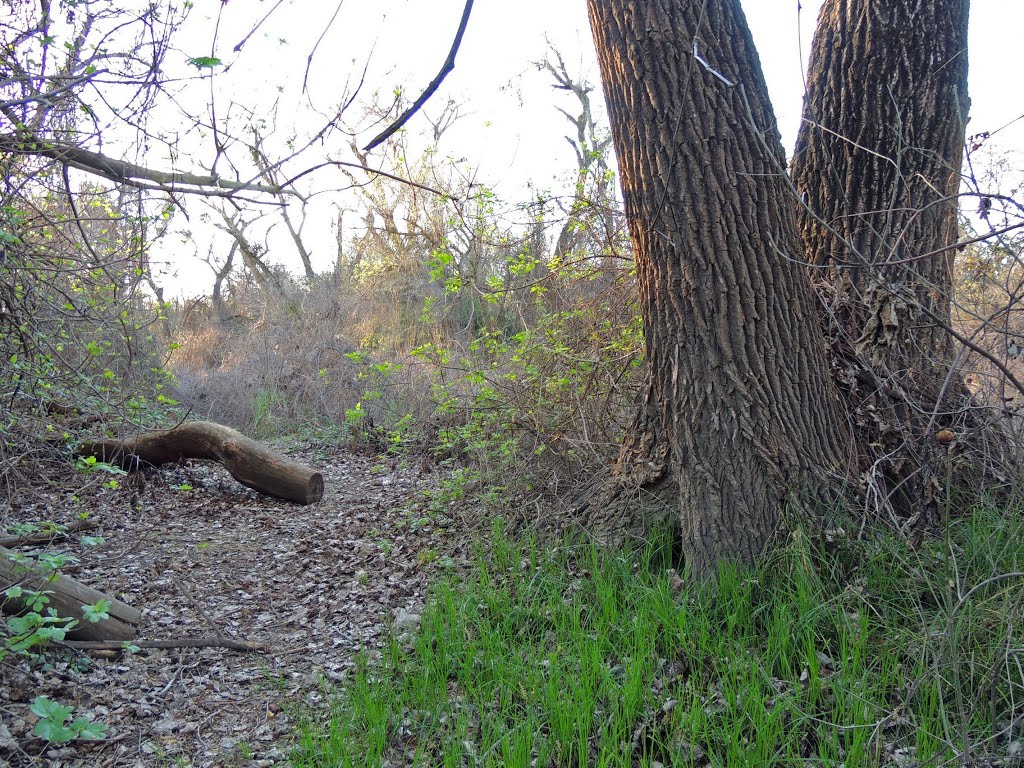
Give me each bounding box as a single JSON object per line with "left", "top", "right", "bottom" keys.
{"left": 72, "top": 719, "right": 107, "bottom": 740}
{"left": 30, "top": 696, "right": 73, "bottom": 722}
{"left": 35, "top": 623, "right": 74, "bottom": 642}
{"left": 82, "top": 599, "right": 111, "bottom": 623}
{"left": 37, "top": 552, "right": 78, "bottom": 571}
{"left": 187, "top": 55, "right": 222, "bottom": 70}
{"left": 33, "top": 717, "right": 74, "bottom": 743}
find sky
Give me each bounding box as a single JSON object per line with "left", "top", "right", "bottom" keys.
{"left": 151, "top": 0, "right": 1024, "bottom": 296}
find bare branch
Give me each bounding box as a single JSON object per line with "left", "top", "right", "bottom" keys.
{"left": 0, "top": 134, "right": 298, "bottom": 197}
{"left": 232, "top": 0, "right": 289, "bottom": 53}
{"left": 0, "top": 70, "right": 107, "bottom": 110}
{"left": 303, "top": 0, "right": 347, "bottom": 93}
{"left": 361, "top": 0, "right": 474, "bottom": 152}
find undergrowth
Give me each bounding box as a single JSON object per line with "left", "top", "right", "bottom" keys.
{"left": 291, "top": 504, "right": 1024, "bottom": 767}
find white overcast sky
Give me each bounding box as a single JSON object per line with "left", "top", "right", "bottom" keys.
{"left": 155, "top": 0, "right": 1024, "bottom": 292}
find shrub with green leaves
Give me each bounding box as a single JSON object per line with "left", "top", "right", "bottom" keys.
{"left": 1, "top": 182, "right": 181, "bottom": 491}
{"left": 29, "top": 696, "right": 107, "bottom": 742}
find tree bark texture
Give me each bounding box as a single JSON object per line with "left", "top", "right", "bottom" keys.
{"left": 77, "top": 421, "right": 325, "bottom": 505}
{"left": 791, "top": 0, "right": 971, "bottom": 517}
{"left": 587, "top": 0, "right": 853, "bottom": 576}
{"left": 0, "top": 547, "right": 141, "bottom": 642}
{"left": 577, "top": 380, "right": 677, "bottom": 549}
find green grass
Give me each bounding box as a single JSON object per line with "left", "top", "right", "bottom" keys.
{"left": 290, "top": 506, "right": 1024, "bottom": 767}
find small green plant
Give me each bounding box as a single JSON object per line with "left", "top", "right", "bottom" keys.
{"left": 74, "top": 455, "right": 128, "bottom": 476}
{"left": 2, "top": 601, "right": 77, "bottom": 659}
{"left": 2, "top": 548, "right": 111, "bottom": 743}
{"left": 30, "top": 696, "right": 107, "bottom": 742}
{"left": 81, "top": 599, "right": 111, "bottom": 623}
{"left": 344, "top": 401, "right": 366, "bottom": 428}
{"left": 252, "top": 386, "right": 284, "bottom": 437}
{"left": 416, "top": 548, "right": 438, "bottom": 565}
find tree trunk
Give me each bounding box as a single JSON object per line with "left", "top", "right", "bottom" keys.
{"left": 77, "top": 421, "right": 325, "bottom": 505}
{"left": 790, "top": 0, "right": 971, "bottom": 520}
{"left": 587, "top": 0, "right": 852, "bottom": 576}
{"left": 577, "top": 379, "right": 676, "bottom": 549}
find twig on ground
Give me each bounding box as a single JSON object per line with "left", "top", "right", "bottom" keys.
{"left": 61, "top": 637, "right": 267, "bottom": 652}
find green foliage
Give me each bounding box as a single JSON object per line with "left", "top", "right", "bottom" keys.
{"left": 0, "top": 546, "right": 93, "bottom": 661}
{"left": 2, "top": 542, "right": 111, "bottom": 743}
{"left": 30, "top": 696, "right": 108, "bottom": 742}
{"left": 252, "top": 386, "right": 285, "bottom": 438}
{"left": 3, "top": 608, "right": 76, "bottom": 658}
{"left": 74, "top": 455, "right": 128, "bottom": 475}
{"left": 186, "top": 55, "right": 222, "bottom": 70}
{"left": 291, "top": 502, "right": 1024, "bottom": 767}
{"left": 417, "top": 298, "right": 643, "bottom": 499}
{"left": 81, "top": 598, "right": 111, "bottom": 623}
{"left": 0, "top": 182, "right": 182, "bottom": 490}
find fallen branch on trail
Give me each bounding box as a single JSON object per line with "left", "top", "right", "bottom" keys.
{"left": 76, "top": 421, "right": 325, "bottom": 505}
{"left": 62, "top": 636, "right": 266, "bottom": 652}
{"left": 0, "top": 547, "right": 141, "bottom": 642}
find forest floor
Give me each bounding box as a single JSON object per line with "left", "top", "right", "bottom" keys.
{"left": 1, "top": 444, "right": 474, "bottom": 767}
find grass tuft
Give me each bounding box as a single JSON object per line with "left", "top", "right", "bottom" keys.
{"left": 291, "top": 505, "right": 1024, "bottom": 767}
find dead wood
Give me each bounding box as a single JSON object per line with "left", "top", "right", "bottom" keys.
{"left": 62, "top": 636, "right": 266, "bottom": 652}
{"left": 0, "top": 546, "right": 141, "bottom": 641}
{"left": 77, "top": 421, "right": 325, "bottom": 505}
{"left": 0, "top": 520, "right": 98, "bottom": 548}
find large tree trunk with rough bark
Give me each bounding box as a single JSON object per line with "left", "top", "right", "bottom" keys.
{"left": 790, "top": 0, "right": 971, "bottom": 522}
{"left": 586, "top": 0, "right": 852, "bottom": 576}
{"left": 580, "top": 379, "right": 676, "bottom": 549}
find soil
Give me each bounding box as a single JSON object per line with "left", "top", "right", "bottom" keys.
{"left": 0, "top": 444, "right": 473, "bottom": 767}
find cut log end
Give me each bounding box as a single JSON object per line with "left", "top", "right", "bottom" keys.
{"left": 307, "top": 472, "right": 325, "bottom": 504}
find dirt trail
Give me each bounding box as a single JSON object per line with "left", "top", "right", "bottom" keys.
{"left": 1, "top": 446, "right": 467, "bottom": 767}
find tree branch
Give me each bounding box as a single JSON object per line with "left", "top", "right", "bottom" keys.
{"left": 361, "top": 0, "right": 474, "bottom": 152}
{"left": 0, "top": 134, "right": 298, "bottom": 197}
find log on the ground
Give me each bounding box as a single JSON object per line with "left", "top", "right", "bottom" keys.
{"left": 0, "top": 520, "right": 98, "bottom": 549}
{"left": 0, "top": 547, "right": 141, "bottom": 642}
{"left": 77, "top": 421, "right": 324, "bottom": 505}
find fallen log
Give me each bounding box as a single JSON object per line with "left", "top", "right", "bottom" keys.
{"left": 76, "top": 421, "right": 324, "bottom": 505}
{"left": 0, "top": 546, "right": 141, "bottom": 642}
